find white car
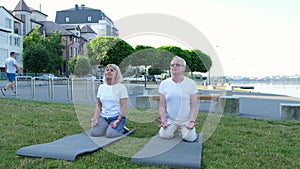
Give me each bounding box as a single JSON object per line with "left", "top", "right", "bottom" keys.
{"left": 124, "top": 75, "right": 145, "bottom": 83}
{"left": 83, "top": 74, "right": 97, "bottom": 80}
{"left": 38, "top": 74, "right": 58, "bottom": 80}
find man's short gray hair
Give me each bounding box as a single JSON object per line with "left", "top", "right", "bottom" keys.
{"left": 171, "top": 56, "right": 186, "bottom": 66}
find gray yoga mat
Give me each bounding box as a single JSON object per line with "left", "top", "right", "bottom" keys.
{"left": 131, "top": 134, "right": 202, "bottom": 169}
{"left": 16, "top": 130, "right": 134, "bottom": 161}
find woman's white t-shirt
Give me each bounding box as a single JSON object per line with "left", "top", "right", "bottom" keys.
{"left": 97, "top": 83, "right": 128, "bottom": 117}
{"left": 159, "top": 77, "right": 198, "bottom": 120}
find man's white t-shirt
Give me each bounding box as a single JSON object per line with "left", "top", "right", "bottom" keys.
{"left": 97, "top": 83, "right": 128, "bottom": 117}
{"left": 159, "top": 77, "right": 198, "bottom": 120}
{"left": 5, "top": 57, "right": 17, "bottom": 73}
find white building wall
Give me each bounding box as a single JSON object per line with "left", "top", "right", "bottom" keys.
{"left": 31, "top": 11, "right": 47, "bottom": 22}
{"left": 0, "top": 7, "right": 23, "bottom": 69}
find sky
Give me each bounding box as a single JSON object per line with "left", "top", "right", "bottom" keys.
{"left": 2, "top": 0, "right": 300, "bottom": 77}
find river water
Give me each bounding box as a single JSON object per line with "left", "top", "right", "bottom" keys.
{"left": 230, "top": 81, "right": 300, "bottom": 99}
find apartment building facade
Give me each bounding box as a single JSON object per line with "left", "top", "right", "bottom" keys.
{"left": 55, "top": 4, "right": 118, "bottom": 37}
{"left": 0, "top": 6, "right": 24, "bottom": 75}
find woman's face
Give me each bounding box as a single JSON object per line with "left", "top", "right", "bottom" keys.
{"left": 105, "top": 66, "right": 116, "bottom": 80}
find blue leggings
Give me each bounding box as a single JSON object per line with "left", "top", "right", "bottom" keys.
{"left": 90, "top": 116, "right": 126, "bottom": 138}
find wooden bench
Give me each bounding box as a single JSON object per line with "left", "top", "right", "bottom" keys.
{"left": 152, "top": 95, "right": 220, "bottom": 101}
{"left": 139, "top": 95, "right": 240, "bottom": 115}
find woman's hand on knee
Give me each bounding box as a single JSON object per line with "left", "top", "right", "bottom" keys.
{"left": 91, "top": 118, "right": 98, "bottom": 127}
{"left": 110, "top": 119, "right": 120, "bottom": 128}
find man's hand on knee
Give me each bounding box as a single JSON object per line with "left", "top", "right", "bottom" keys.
{"left": 185, "top": 121, "right": 197, "bottom": 129}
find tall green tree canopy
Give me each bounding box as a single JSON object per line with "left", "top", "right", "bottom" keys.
{"left": 157, "top": 46, "right": 212, "bottom": 75}
{"left": 157, "top": 45, "right": 189, "bottom": 70}
{"left": 44, "top": 30, "right": 64, "bottom": 73}
{"left": 86, "top": 36, "right": 134, "bottom": 66}
{"left": 119, "top": 45, "right": 158, "bottom": 71}
{"left": 189, "top": 49, "right": 212, "bottom": 72}
{"left": 23, "top": 27, "right": 49, "bottom": 73}
{"left": 23, "top": 27, "right": 64, "bottom": 74}
{"left": 69, "top": 56, "right": 91, "bottom": 77}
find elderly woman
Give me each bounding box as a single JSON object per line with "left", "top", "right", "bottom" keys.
{"left": 90, "top": 64, "right": 129, "bottom": 138}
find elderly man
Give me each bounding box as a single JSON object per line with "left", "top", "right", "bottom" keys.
{"left": 158, "top": 56, "right": 199, "bottom": 142}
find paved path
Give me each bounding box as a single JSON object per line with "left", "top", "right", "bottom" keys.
{"left": 196, "top": 90, "right": 300, "bottom": 120}
{"left": 1, "top": 81, "right": 300, "bottom": 120}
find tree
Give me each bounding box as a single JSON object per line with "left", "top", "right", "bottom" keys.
{"left": 70, "top": 56, "right": 91, "bottom": 77}
{"left": 23, "top": 27, "right": 64, "bottom": 74}
{"left": 156, "top": 46, "right": 212, "bottom": 79}
{"left": 44, "top": 31, "right": 64, "bottom": 73}
{"left": 156, "top": 46, "right": 189, "bottom": 73}
{"left": 23, "top": 27, "right": 49, "bottom": 73}
{"left": 148, "top": 67, "right": 163, "bottom": 75}
{"left": 189, "top": 49, "right": 212, "bottom": 73}
{"left": 86, "top": 36, "right": 134, "bottom": 66}
{"left": 120, "top": 45, "right": 159, "bottom": 75}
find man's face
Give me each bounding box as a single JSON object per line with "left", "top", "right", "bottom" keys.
{"left": 170, "top": 59, "right": 185, "bottom": 75}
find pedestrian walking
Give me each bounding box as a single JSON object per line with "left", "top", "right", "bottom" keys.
{"left": 1, "top": 52, "right": 23, "bottom": 96}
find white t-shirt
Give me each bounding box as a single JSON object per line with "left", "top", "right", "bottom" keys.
{"left": 97, "top": 83, "right": 128, "bottom": 117}
{"left": 5, "top": 57, "right": 17, "bottom": 73}
{"left": 159, "top": 77, "right": 198, "bottom": 120}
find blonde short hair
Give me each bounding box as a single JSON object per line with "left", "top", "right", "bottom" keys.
{"left": 103, "top": 64, "right": 123, "bottom": 83}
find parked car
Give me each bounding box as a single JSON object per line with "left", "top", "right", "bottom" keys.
{"left": 123, "top": 74, "right": 145, "bottom": 83}
{"left": 38, "top": 74, "right": 58, "bottom": 80}
{"left": 83, "top": 74, "right": 96, "bottom": 80}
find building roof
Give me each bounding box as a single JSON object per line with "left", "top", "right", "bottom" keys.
{"left": 61, "top": 24, "right": 79, "bottom": 30}
{"left": 39, "top": 21, "right": 73, "bottom": 36}
{"left": 13, "top": 0, "right": 48, "bottom": 17}
{"left": 13, "top": 0, "right": 31, "bottom": 13}
{"left": 0, "top": 6, "right": 23, "bottom": 23}
{"left": 81, "top": 24, "right": 96, "bottom": 34}
{"left": 29, "top": 7, "right": 48, "bottom": 17}
{"left": 55, "top": 4, "right": 113, "bottom": 24}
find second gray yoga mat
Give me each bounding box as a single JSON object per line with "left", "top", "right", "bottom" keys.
{"left": 131, "top": 134, "right": 202, "bottom": 169}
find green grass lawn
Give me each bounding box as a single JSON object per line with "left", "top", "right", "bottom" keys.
{"left": 1, "top": 98, "right": 300, "bottom": 169}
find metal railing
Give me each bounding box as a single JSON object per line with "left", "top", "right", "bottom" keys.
{"left": 15, "top": 77, "right": 102, "bottom": 103}
{"left": 16, "top": 76, "right": 33, "bottom": 98}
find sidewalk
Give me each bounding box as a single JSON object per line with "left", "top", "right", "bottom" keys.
{"left": 2, "top": 80, "right": 300, "bottom": 120}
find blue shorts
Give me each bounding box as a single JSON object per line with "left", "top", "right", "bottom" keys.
{"left": 7, "top": 73, "right": 16, "bottom": 82}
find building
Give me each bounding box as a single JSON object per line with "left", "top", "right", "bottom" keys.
{"left": 1, "top": 1, "right": 118, "bottom": 76}
{"left": 80, "top": 24, "right": 97, "bottom": 42}
{"left": 55, "top": 4, "right": 118, "bottom": 37}
{"left": 0, "top": 6, "right": 24, "bottom": 75}
{"left": 38, "top": 21, "right": 88, "bottom": 76}
{"left": 1, "top": 0, "right": 47, "bottom": 75}
{"left": 12, "top": 0, "right": 47, "bottom": 35}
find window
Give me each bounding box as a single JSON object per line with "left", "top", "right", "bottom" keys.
{"left": 14, "top": 37, "right": 21, "bottom": 47}
{"left": 0, "top": 32, "right": 9, "bottom": 44}
{"left": 65, "top": 17, "right": 70, "bottom": 23}
{"left": 5, "top": 18, "right": 11, "bottom": 29}
{"left": 14, "top": 22, "right": 21, "bottom": 35}
{"left": 10, "top": 35, "right": 12, "bottom": 46}
{"left": 0, "top": 48, "right": 8, "bottom": 62}
{"left": 88, "top": 16, "right": 92, "bottom": 22}
{"left": 69, "top": 47, "right": 72, "bottom": 57}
